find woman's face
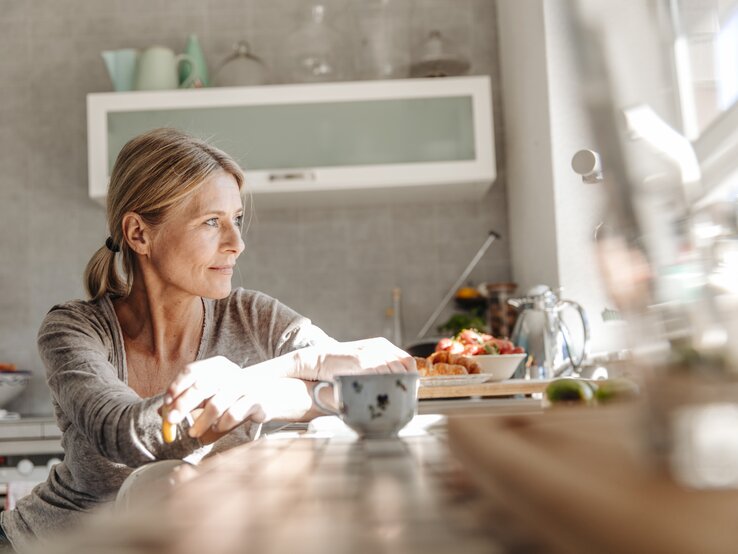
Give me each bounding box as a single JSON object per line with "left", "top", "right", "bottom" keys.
{"left": 146, "top": 170, "right": 245, "bottom": 299}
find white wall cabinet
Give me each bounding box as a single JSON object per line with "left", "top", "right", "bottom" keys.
{"left": 86, "top": 76, "right": 495, "bottom": 207}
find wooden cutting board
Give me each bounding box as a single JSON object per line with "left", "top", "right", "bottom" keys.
{"left": 418, "top": 378, "right": 549, "bottom": 399}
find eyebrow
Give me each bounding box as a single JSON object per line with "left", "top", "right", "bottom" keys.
{"left": 195, "top": 208, "right": 244, "bottom": 217}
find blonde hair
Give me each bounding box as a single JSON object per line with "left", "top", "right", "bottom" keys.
{"left": 84, "top": 128, "right": 245, "bottom": 300}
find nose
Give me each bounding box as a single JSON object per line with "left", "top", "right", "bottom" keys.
{"left": 222, "top": 221, "right": 245, "bottom": 256}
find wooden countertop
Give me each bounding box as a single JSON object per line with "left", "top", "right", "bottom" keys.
{"left": 31, "top": 415, "right": 511, "bottom": 554}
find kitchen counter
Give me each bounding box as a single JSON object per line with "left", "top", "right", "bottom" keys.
{"left": 0, "top": 416, "right": 63, "bottom": 456}
{"left": 28, "top": 412, "right": 515, "bottom": 554}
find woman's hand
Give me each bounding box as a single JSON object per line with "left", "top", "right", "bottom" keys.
{"left": 162, "top": 338, "right": 416, "bottom": 442}
{"left": 293, "top": 337, "right": 417, "bottom": 381}
{"left": 163, "top": 356, "right": 266, "bottom": 442}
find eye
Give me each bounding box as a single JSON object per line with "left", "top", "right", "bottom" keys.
{"left": 235, "top": 214, "right": 244, "bottom": 227}
{"left": 205, "top": 217, "right": 219, "bottom": 228}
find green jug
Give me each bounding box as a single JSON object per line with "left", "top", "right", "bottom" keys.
{"left": 180, "top": 34, "right": 209, "bottom": 88}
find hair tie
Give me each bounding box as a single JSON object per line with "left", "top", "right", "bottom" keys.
{"left": 105, "top": 237, "right": 120, "bottom": 253}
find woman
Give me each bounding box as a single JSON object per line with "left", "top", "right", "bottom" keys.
{"left": 0, "top": 128, "right": 415, "bottom": 552}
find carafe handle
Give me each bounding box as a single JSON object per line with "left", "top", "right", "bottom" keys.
{"left": 176, "top": 54, "right": 198, "bottom": 88}
{"left": 557, "top": 300, "right": 590, "bottom": 370}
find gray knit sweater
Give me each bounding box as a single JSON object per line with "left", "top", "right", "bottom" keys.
{"left": 0, "top": 288, "right": 328, "bottom": 551}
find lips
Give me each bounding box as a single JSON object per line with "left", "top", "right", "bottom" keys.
{"left": 209, "top": 265, "right": 234, "bottom": 275}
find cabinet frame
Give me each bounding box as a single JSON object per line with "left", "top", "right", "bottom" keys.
{"left": 87, "top": 76, "right": 495, "bottom": 207}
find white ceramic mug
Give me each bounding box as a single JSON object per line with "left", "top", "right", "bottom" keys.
{"left": 312, "top": 373, "right": 419, "bottom": 439}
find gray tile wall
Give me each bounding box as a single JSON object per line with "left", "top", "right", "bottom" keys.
{"left": 0, "top": 0, "right": 509, "bottom": 415}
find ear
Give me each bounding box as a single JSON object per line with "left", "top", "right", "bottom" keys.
{"left": 121, "top": 212, "right": 152, "bottom": 256}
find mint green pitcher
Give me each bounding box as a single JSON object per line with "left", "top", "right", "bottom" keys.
{"left": 101, "top": 49, "right": 140, "bottom": 92}
{"left": 134, "top": 46, "right": 195, "bottom": 91}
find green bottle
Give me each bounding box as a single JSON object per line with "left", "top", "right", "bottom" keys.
{"left": 180, "top": 34, "right": 209, "bottom": 88}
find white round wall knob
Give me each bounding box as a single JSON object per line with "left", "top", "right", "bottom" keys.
{"left": 46, "top": 458, "right": 62, "bottom": 470}
{"left": 571, "top": 149, "right": 603, "bottom": 183}
{"left": 16, "top": 459, "right": 34, "bottom": 476}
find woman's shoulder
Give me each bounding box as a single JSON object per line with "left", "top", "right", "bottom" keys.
{"left": 217, "top": 287, "right": 276, "bottom": 307}
{"left": 42, "top": 296, "right": 112, "bottom": 323}
{"left": 37, "top": 296, "right": 117, "bottom": 342}
{"left": 210, "top": 288, "right": 293, "bottom": 325}
{"left": 207, "top": 288, "right": 329, "bottom": 359}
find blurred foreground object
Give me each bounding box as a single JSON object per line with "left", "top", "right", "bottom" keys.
{"left": 571, "top": 0, "right": 738, "bottom": 488}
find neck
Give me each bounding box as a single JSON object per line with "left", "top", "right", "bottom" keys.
{"left": 113, "top": 272, "right": 204, "bottom": 360}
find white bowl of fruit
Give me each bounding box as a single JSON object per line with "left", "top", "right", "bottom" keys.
{"left": 434, "top": 329, "right": 526, "bottom": 381}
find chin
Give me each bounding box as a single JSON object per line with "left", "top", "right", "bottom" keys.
{"left": 198, "top": 281, "right": 234, "bottom": 300}
{"left": 210, "top": 287, "right": 234, "bottom": 300}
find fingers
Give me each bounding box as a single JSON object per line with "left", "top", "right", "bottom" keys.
{"left": 386, "top": 359, "right": 408, "bottom": 374}
{"left": 364, "top": 337, "right": 417, "bottom": 374}
{"left": 212, "top": 395, "right": 265, "bottom": 432}
{"left": 318, "top": 337, "right": 418, "bottom": 377}
{"left": 373, "top": 355, "right": 415, "bottom": 374}
{"left": 165, "top": 381, "right": 212, "bottom": 424}
{"left": 399, "top": 354, "right": 418, "bottom": 373}
{"left": 165, "top": 356, "right": 229, "bottom": 404}
{"left": 187, "top": 386, "right": 244, "bottom": 437}
{"left": 191, "top": 393, "right": 264, "bottom": 438}
{"left": 164, "top": 356, "right": 240, "bottom": 424}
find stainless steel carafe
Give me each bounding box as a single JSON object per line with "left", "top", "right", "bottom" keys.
{"left": 509, "top": 285, "right": 591, "bottom": 380}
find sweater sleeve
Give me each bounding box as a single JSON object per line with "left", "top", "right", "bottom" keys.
{"left": 37, "top": 304, "right": 203, "bottom": 467}
{"left": 233, "top": 289, "right": 336, "bottom": 361}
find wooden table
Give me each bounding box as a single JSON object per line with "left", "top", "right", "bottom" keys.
{"left": 32, "top": 414, "right": 514, "bottom": 554}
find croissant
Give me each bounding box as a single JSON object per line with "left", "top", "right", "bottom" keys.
{"left": 427, "top": 352, "right": 480, "bottom": 374}
{"left": 422, "top": 363, "right": 468, "bottom": 377}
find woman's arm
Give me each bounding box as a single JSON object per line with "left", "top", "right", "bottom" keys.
{"left": 38, "top": 304, "right": 203, "bottom": 466}
{"left": 192, "top": 378, "right": 332, "bottom": 444}
{"left": 164, "top": 337, "right": 416, "bottom": 441}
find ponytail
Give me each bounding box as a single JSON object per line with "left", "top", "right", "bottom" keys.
{"left": 83, "top": 244, "right": 130, "bottom": 301}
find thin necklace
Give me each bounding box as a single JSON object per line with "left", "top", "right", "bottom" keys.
{"left": 194, "top": 296, "right": 206, "bottom": 360}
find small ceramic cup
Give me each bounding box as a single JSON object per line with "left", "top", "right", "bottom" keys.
{"left": 312, "top": 373, "right": 419, "bottom": 439}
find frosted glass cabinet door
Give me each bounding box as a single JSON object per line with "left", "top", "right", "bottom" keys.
{"left": 88, "top": 76, "right": 495, "bottom": 206}
{"left": 107, "top": 97, "right": 475, "bottom": 172}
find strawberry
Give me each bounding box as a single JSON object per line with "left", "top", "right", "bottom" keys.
{"left": 435, "top": 338, "right": 453, "bottom": 352}
{"left": 449, "top": 340, "right": 465, "bottom": 355}
{"left": 458, "top": 329, "right": 483, "bottom": 345}
{"left": 463, "top": 343, "right": 484, "bottom": 356}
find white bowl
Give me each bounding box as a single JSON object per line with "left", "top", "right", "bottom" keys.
{"left": 0, "top": 371, "right": 31, "bottom": 409}
{"left": 116, "top": 459, "right": 197, "bottom": 511}
{"left": 472, "top": 354, "right": 527, "bottom": 381}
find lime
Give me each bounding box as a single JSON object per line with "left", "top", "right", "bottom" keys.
{"left": 544, "top": 378, "right": 595, "bottom": 406}
{"left": 593, "top": 378, "right": 639, "bottom": 404}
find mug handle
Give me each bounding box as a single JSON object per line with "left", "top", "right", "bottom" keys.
{"left": 312, "top": 381, "right": 339, "bottom": 416}
{"left": 176, "top": 54, "right": 198, "bottom": 88}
